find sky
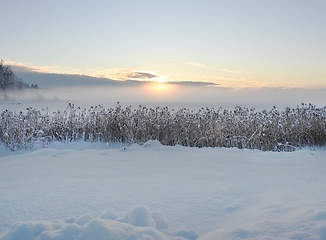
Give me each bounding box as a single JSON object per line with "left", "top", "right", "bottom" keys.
{"left": 1, "top": 0, "right": 326, "bottom": 89}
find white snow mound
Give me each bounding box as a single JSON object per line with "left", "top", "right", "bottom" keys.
{"left": 1, "top": 205, "right": 185, "bottom": 240}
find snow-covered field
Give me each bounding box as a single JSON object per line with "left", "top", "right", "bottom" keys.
{"left": 1, "top": 140, "right": 326, "bottom": 240}
{"left": 1, "top": 95, "right": 326, "bottom": 240}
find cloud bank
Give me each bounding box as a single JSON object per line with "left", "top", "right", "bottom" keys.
{"left": 2, "top": 61, "right": 325, "bottom": 112}
{"left": 9, "top": 62, "right": 216, "bottom": 88}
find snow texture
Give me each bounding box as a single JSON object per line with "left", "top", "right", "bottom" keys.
{"left": 1, "top": 140, "right": 326, "bottom": 239}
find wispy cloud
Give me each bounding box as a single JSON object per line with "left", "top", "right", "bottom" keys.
{"left": 110, "top": 70, "right": 159, "bottom": 80}
{"left": 100, "top": 69, "right": 169, "bottom": 82}
{"left": 222, "top": 77, "right": 269, "bottom": 88}
{"left": 7, "top": 61, "right": 85, "bottom": 75}
{"left": 219, "top": 68, "right": 251, "bottom": 74}
{"left": 182, "top": 61, "right": 206, "bottom": 68}
{"left": 168, "top": 59, "right": 206, "bottom": 68}
{"left": 173, "top": 73, "right": 269, "bottom": 88}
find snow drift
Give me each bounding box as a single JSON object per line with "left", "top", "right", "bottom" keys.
{"left": 2, "top": 205, "right": 185, "bottom": 240}
{"left": 1, "top": 141, "right": 326, "bottom": 239}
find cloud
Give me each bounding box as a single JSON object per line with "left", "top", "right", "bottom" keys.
{"left": 175, "top": 73, "right": 220, "bottom": 82}
{"left": 111, "top": 70, "right": 160, "bottom": 80}
{"left": 7, "top": 61, "right": 88, "bottom": 76}
{"left": 182, "top": 61, "right": 206, "bottom": 68}
{"left": 168, "top": 59, "right": 206, "bottom": 68}
{"left": 219, "top": 77, "right": 270, "bottom": 88}
{"left": 171, "top": 81, "right": 219, "bottom": 87}
{"left": 5, "top": 61, "right": 38, "bottom": 72}
{"left": 7, "top": 61, "right": 171, "bottom": 84}
{"left": 7, "top": 62, "right": 218, "bottom": 89}
{"left": 8, "top": 61, "right": 319, "bottom": 90}
{"left": 174, "top": 73, "right": 268, "bottom": 88}
{"left": 220, "top": 68, "right": 251, "bottom": 74}
{"left": 7, "top": 61, "right": 164, "bottom": 80}
{"left": 129, "top": 72, "right": 158, "bottom": 79}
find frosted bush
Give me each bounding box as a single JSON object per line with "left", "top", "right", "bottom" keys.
{"left": 0, "top": 103, "right": 325, "bottom": 151}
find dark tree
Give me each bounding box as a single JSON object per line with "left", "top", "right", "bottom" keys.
{"left": 0, "top": 60, "right": 18, "bottom": 99}
{"left": 0, "top": 60, "right": 37, "bottom": 99}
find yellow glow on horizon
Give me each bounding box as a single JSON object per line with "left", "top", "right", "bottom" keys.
{"left": 143, "top": 81, "right": 177, "bottom": 95}
{"left": 6, "top": 61, "right": 325, "bottom": 89}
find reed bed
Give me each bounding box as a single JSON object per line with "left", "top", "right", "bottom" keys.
{"left": 1, "top": 103, "right": 325, "bottom": 151}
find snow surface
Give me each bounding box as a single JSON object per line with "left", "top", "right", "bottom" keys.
{"left": 1, "top": 140, "right": 326, "bottom": 239}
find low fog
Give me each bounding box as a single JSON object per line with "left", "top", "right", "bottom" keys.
{"left": 1, "top": 83, "right": 326, "bottom": 113}
{"left": 1, "top": 66, "right": 323, "bottom": 112}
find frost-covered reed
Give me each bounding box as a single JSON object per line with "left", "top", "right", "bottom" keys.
{"left": 1, "top": 103, "right": 325, "bottom": 151}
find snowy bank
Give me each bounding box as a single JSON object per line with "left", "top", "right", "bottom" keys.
{"left": 1, "top": 141, "right": 326, "bottom": 239}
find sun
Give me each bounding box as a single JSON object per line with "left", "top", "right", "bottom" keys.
{"left": 143, "top": 81, "right": 176, "bottom": 95}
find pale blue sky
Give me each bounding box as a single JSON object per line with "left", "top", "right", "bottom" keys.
{"left": 1, "top": 0, "right": 326, "bottom": 88}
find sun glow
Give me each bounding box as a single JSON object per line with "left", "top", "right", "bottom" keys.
{"left": 143, "top": 81, "right": 177, "bottom": 95}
